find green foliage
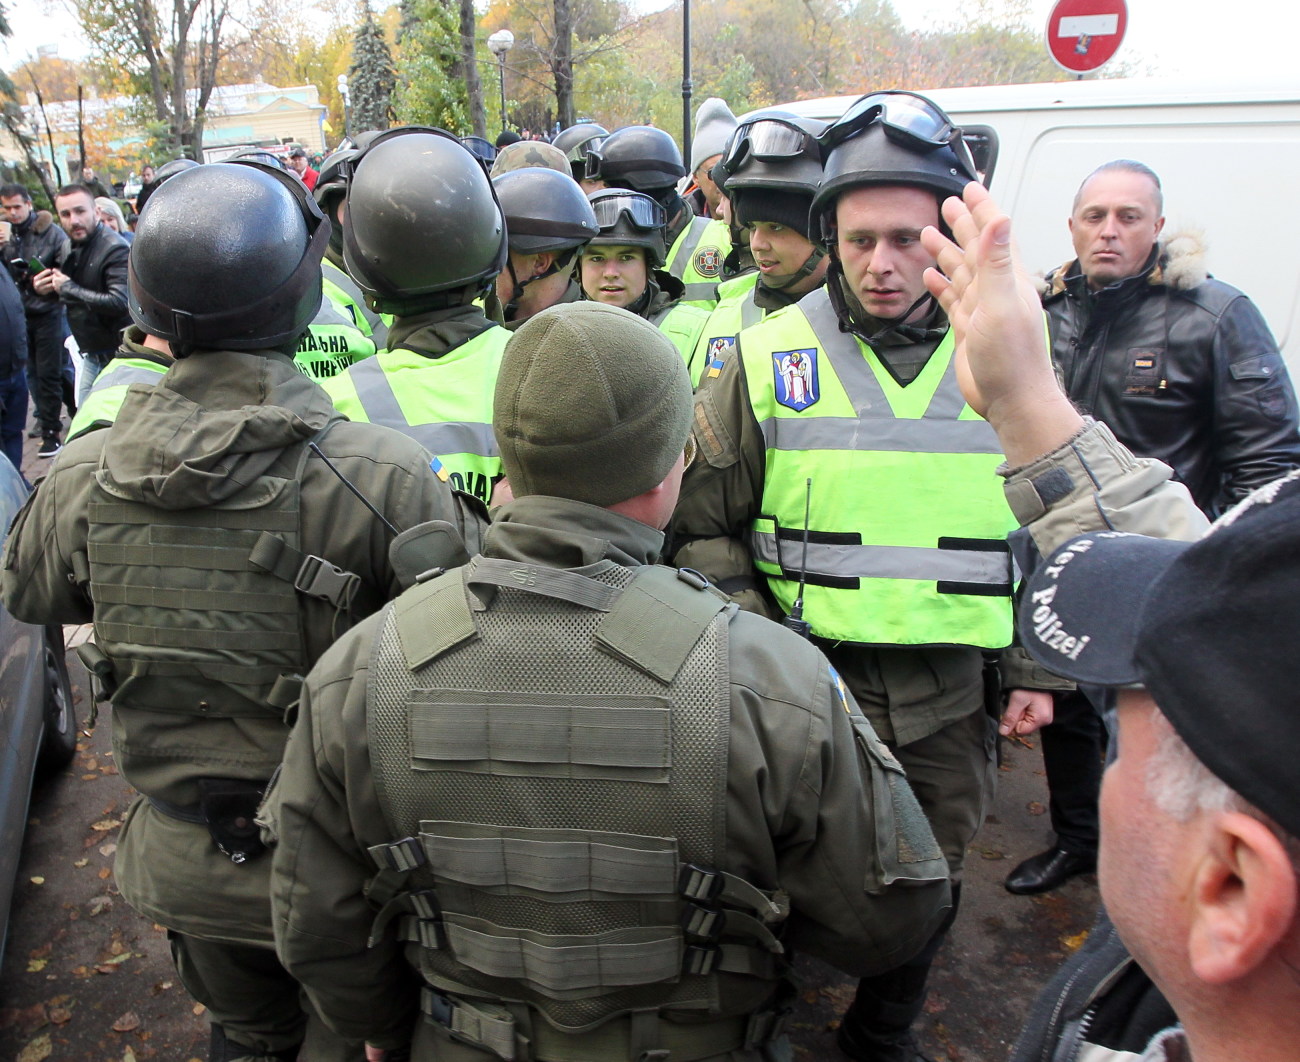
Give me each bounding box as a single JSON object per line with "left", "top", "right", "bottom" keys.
{"left": 393, "top": 0, "right": 469, "bottom": 131}
{"left": 350, "top": 6, "right": 398, "bottom": 132}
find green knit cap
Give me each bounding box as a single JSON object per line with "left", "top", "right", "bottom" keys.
{"left": 495, "top": 302, "right": 693, "bottom": 506}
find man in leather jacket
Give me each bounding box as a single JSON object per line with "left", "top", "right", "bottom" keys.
{"left": 38, "top": 184, "right": 131, "bottom": 405}
{"left": 1005, "top": 159, "right": 1300, "bottom": 899}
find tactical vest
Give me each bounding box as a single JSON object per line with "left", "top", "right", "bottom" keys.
{"left": 294, "top": 290, "right": 377, "bottom": 382}
{"left": 67, "top": 357, "right": 167, "bottom": 442}
{"left": 648, "top": 301, "right": 712, "bottom": 387}
{"left": 322, "top": 326, "right": 510, "bottom": 506}
{"left": 364, "top": 560, "right": 791, "bottom": 1060}
{"left": 666, "top": 216, "right": 729, "bottom": 310}
{"left": 80, "top": 424, "right": 363, "bottom": 796}
{"left": 694, "top": 275, "right": 763, "bottom": 387}
{"left": 740, "top": 288, "right": 1017, "bottom": 649}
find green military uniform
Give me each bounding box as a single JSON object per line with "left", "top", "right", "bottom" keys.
{"left": 666, "top": 214, "right": 730, "bottom": 310}
{"left": 270, "top": 496, "right": 950, "bottom": 1059}
{"left": 672, "top": 286, "right": 1039, "bottom": 879}
{"left": 323, "top": 305, "right": 510, "bottom": 506}
{"left": 66, "top": 326, "right": 170, "bottom": 442}
{"left": 2, "top": 349, "right": 477, "bottom": 1059}
{"left": 636, "top": 272, "right": 711, "bottom": 386}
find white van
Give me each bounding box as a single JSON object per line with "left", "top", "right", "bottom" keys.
{"left": 781, "top": 78, "right": 1300, "bottom": 374}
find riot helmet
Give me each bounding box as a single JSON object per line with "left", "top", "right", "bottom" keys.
{"left": 722, "top": 110, "right": 828, "bottom": 241}
{"left": 584, "top": 189, "right": 668, "bottom": 269}
{"left": 811, "top": 90, "right": 979, "bottom": 245}
{"left": 584, "top": 126, "right": 685, "bottom": 200}
{"left": 226, "top": 148, "right": 289, "bottom": 171}
{"left": 552, "top": 122, "right": 608, "bottom": 181}
{"left": 129, "top": 161, "right": 327, "bottom": 354}
{"left": 314, "top": 143, "right": 360, "bottom": 257}
{"left": 461, "top": 135, "right": 498, "bottom": 171}
{"left": 342, "top": 126, "right": 508, "bottom": 314}
{"left": 494, "top": 168, "right": 599, "bottom": 256}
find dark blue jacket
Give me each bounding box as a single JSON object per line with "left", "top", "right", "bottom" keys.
{"left": 0, "top": 266, "right": 26, "bottom": 378}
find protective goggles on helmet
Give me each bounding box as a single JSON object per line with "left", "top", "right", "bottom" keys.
{"left": 582, "top": 139, "right": 617, "bottom": 180}
{"left": 823, "top": 91, "right": 979, "bottom": 181}
{"left": 564, "top": 133, "right": 604, "bottom": 165}
{"left": 722, "top": 119, "right": 816, "bottom": 173}
{"left": 589, "top": 191, "right": 666, "bottom": 233}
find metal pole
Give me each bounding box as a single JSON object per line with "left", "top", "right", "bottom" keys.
{"left": 681, "top": 0, "right": 692, "bottom": 165}
{"left": 499, "top": 55, "right": 508, "bottom": 136}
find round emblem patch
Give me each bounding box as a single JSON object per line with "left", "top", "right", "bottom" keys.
{"left": 694, "top": 245, "right": 723, "bottom": 278}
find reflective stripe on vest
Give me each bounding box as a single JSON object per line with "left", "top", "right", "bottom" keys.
{"left": 649, "top": 301, "right": 711, "bottom": 386}
{"left": 667, "top": 216, "right": 726, "bottom": 307}
{"left": 66, "top": 357, "right": 167, "bottom": 441}
{"left": 741, "top": 288, "right": 1015, "bottom": 648}
{"left": 323, "top": 327, "right": 509, "bottom": 504}
{"left": 323, "top": 259, "right": 389, "bottom": 347}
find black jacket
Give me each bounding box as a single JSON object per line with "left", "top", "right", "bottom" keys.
{"left": 1043, "top": 235, "right": 1300, "bottom": 515}
{"left": 59, "top": 222, "right": 130, "bottom": 352}
{"left": 0, "top": 265, "right": 25, "bottom": 378}
{"left": 1, "top": 209, "right": 70, "bottom": 317}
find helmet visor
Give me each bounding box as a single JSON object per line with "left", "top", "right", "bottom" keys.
{"left": 723, "top": 119, "right": 814, "bottom": 172}
{"left": 582, "top": 138, "right": 611, "bottom": 179}
{"left": 590, "top": 192, "right": 666, "bottom": 233}
{"left": 824, "top": 91, "right": 979, "bottom": 182}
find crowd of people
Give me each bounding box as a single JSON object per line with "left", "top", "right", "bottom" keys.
{"left": 0, "top": 91, "right": 1297, "bottom": 1062}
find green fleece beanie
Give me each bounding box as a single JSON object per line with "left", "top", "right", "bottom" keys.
{"left": 495, "top": 302, "right": 692, "bottom": 506}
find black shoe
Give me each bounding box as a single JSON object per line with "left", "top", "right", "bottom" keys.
{"left": 836, "top": 1022, "right": 933, "bottom": 1062}
{"left": 1004, "top": 847, "right": 1096, "bottom": 895}
{"left": 37, "top": 435, "right": 62, "bottom": 459}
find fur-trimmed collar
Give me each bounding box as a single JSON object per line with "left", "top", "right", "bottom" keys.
{"left": 1041, "top": 230, "right": 1208, "bottom": 297}
{"left": 30, "top": 210, "right": 56, "bottom": 236}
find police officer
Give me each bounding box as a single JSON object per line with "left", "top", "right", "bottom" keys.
{"left": 0, "top": 161, "right": 477, "bottom": 1062}
{"left": 693, "top": 111, "right": 830, "bottom": 385}
{"left": 586, "top": 125, "right": 727, "bottom": 308}
{"left": 491, "top": 166, "right": 599, "bottom": 327}
{"left": 269, "top": 301, "right": 951, "bottom": 1061}
{"left": 314, "top": 135, "right": 389, "bottom": 348}
{"left": 552, "top": 120, "right": 608, "bottom": 192}
{"left": 670, "top": 91, "right": 1058, "bottom": 1061}
{"left": 321, "top": 127, "right": 512, "bottom": 506}
{"left": 577, "top": 188, "right": 711, "bottom": 380}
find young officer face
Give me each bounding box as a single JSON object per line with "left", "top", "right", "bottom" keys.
{"left": 580, "top": 244, "right": 648, "bottom": 309}
{"left": 834, "top": 185, "right": 940, "bottom": 323}
{"left": 749, "top": 221, "right": 816, "bottom": 281}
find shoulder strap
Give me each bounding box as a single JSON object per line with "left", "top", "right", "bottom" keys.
{"left": 391, "top": 569, "right": 478, "bottom": 670}
{"left": 595, "top": 566, "right": 731, "bottom": 684}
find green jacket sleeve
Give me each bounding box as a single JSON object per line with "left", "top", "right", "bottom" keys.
{"left": 270, "top": 612, "right": 419, "bottom": 1050}
{"left": 723, "top": 611, "right": 951, "bottom": 976}
{"left": 670, "top": 347, "right": 779, "bottom": 619}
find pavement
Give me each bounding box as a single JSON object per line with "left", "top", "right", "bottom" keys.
{"left": 0, "top": 423, "right": 1103, "bottom": 1061}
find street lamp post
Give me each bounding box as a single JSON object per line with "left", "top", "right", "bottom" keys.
{"left": 336, "top": 73, "right": 351, "bottom": 141}
{"left": 487, "top": 29, "right": 515, "bottom": 139}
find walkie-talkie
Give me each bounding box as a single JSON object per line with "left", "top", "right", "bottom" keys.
{"left": 782, "top": 478, "right": 813, "bottom": 640}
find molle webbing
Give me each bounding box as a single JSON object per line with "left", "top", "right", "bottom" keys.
{"left": 364, "top": 561, "right": 788, "bottom": 1031}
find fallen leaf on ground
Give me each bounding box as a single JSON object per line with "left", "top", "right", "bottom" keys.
{"left": 98, "top": 867, "right": 112, "bottom": 880}
{"left": 88, "top": 895, "right": 113, "bottom": 916}
{"left": 73, "top": 858, "right": 88, "bottom": 868}
{"left": 48, "top": 1007, "right": 72, "bottom": 1025}
{"left": 99, "top": 843, "right": 116, "bottom": 857}
{"left": 28, "top": 877, "right": 44, "bottom": 886}
{"left": 26, "top": 959, "right": 47, "bottom": 973}
{"left": 112, "top": 1011, "right": 140, "bottom": 1032}
{"left": 90, "top": 818, "right": 121, "bottom": 832}
{"left": 17, "top": 1032, "right": 52, "bottom": 1061}
{"left": 1061, "top": 930, "right": 1090, "bottom": 953}
{"left": 1027, "top": 801, "right": 1046, "bottom": 815}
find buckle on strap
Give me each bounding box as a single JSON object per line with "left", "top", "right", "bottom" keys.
{"left": 681, "top": 901, "right": 724, "bottom": 942}
{"left": 421, "top": 987, "right": 518, "bottom": 1061}
{"left": 369, "top": 836, "right": 427, "bottom": 872}
{"left": 679, "top": 863, "right": 725, "bottom": 903}
{"left": 683, "top": 942, "right": 720, "bottom": 975}
{"left": 744, "top": 1005, "right": 790, "bottom": 1048}
{"left": 295, "top": 553, "right": 360, "bottom": 609}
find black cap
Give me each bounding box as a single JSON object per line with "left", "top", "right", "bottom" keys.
{"left": 1021, "top": 470, "right": 1300, "bottom": 838}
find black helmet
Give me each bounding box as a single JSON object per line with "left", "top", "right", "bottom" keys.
{"left": 135, "top": 157, "right": 198, "bottom": 214}
{"left": 584, "top": 189, "right": 667, "bottom": 269}
{"left": 494, "top": 168, "right": 598, "bottom": 255}
{"left": 585, "top": 126, "right": 685, "bottom": 195}
{"left": 722, "top": 110, "right": 828, "bottom": 242}
{"left": 811, "top": 91, "right": 979, "bottom": 245}
{"left": 552, "top": 122, "right": 608, "bottom": 180}
{"left": 314, "top": 144, "right": 360, "bottom": 256}
{"left": 129, "top": 162, "right": 327, "bottom": 353}
{"left": 226, "top": 148, "right": 289, "bottom": 171}
{"left": 343, "top": 126, "right": 508, "bottom": 313}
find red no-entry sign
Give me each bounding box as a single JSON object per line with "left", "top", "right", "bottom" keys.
{"left": 1046, "top": 0, "right": 1128, "bottom": 74}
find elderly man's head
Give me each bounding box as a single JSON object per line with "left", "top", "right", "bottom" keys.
{"left": 1022, "top": 474, "right": 1300, "bottom": 1050}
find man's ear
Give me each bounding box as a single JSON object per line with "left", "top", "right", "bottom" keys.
{"left": 1187, "top": 812, "right": 1298, "bottom": 984}
{"left": 530, "top": 252, "right": 556, "bottom": 279}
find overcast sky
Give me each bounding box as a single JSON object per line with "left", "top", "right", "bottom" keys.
{"left": 1, "top": 0, "right": 1290, "bottom": 84}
